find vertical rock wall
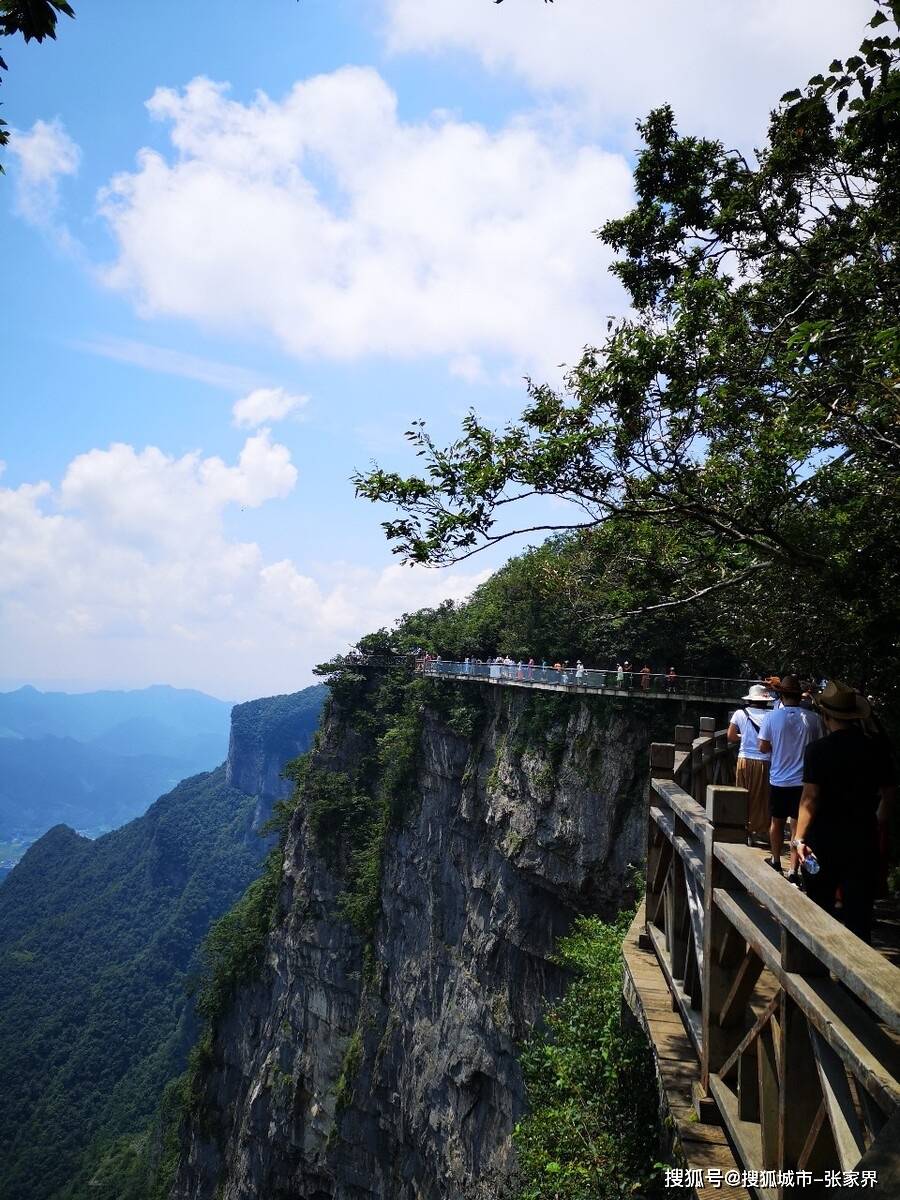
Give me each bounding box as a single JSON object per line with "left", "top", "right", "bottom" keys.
{"left": 172, "top": 686, "right": 674, "bottom": 1200}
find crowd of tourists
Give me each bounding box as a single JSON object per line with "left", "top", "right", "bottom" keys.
{"left": 728, "top": 675, "right": 895, "bottom": 945}
{"left": 418, "top": 654, "right": 682, "bottom": 693}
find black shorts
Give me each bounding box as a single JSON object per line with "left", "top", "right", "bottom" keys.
{"left": 769, "top": 784, "right": 801, "bottom": 820}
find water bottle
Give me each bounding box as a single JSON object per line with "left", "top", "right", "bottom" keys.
{"left": 802, "top": 851, "right": 820, "bottom": 876}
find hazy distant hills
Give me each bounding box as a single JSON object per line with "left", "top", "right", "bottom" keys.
{"left": 0, "top": 684, "right": 327, "bottom": 1200}
{"left": 0, "top": 684, "right": 233, "bottom": 872}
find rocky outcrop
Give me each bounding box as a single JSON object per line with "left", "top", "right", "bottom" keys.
{"left": 225, "top": 686, "right": 327, "bottom": 830}
{"left": 172, "top": 684, "right": 676, "bottom": 1200}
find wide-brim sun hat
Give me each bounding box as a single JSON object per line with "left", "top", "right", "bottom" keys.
{"left": 776, "top": 674, "right": 803, "bottom": 698}
{"left": 815, "top": 680, "right": 871, "bottom": 721}
{"left": 742, "top": 684, "right": 772, "bottom": 703}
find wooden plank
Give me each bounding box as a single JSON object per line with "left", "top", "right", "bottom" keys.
{"left": 797, "top": 1100, "right": 838, "bottom": 1173}
{"left": 713, "top": 888, "right": 781, "bottom": 974}
{"left": 649, "top": 805, "right": 675, "bottom": 843}
{"left": 708, "top": 1074, "right": 778, "bottom": 1200}
{"left": 758, "top": 1023, "right": 779, "bottom": 1169}
{"left": 719, "top": 947, "right": 765, "bottom": 1029}
{"left": 714, "top": 842, "right": 900, "bottom": 1032}
{"left": 671, "top": 844, "right": 691, "bottom": 979}
{"left": 647, "top": 923, "right": 703, "bottom": 1056}
{"left": 738, "top": 1044, "right": 758, "bottom": 1122}
{"left": 647, "top": 855, "right": 673, "bottom": 928}
{"left": 651, "top": 777, "right": 710, "bottom": 842}
{"left": 809, "top": 1025, "right": 867, "bottom": 1172}
{"left": 718, "top": 920, "right": 748, "bottom": 969}
{"left": 719, "top": 993, "right": 780, "bottom": 1082}
{"left": 674, "top": 833, "right": 705, "bottom": 884}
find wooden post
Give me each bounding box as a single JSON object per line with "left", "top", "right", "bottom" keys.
{"left": 650, "top": 742, "right": 675, "bottom": 781}
{"left": 780, "top": 930, "right": 828, "bottom": 1189}
{"left": 701, "top": 784, "right": 749, "bottom": 1090}
{"left": 780, "top": 994, "right": 822, "bottom": 1187}
{"left": 674, "top": 723, "right": 694, "bottom": 789}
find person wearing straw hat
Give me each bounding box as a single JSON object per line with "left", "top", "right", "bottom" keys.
{"left": 793, "top": 681, "right": 896, "bottom": 944}
{"left": 758, "top": 674, "right": 824, "bottom": 881}
{"left": 727, "top": 684, "right": 772, "bottom": 842}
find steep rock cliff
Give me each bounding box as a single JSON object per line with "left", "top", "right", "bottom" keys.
{"left": 226, "top": 686, "right": 328, "bottom": 829}
{"left": 173, "top": 682, "right": 680, "bottom": 1200}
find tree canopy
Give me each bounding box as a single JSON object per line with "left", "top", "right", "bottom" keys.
{"left": 0, "top": 0, "right": 74, "bottom": 158}
{"left": 355, "top": 2, "right": 900, "bottom": 698}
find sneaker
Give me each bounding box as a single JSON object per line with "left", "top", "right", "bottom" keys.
{"left": 764, "top": 856, "right": 783, "bottom": 874}
{"left": 786, "top": 870, "right": 801, "bottom": 887}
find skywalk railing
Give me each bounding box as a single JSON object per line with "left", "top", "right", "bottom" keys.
{"left": 645, "top": 720, "right": 900, "bottom": 1196}
{"left": 418, "top": 658, "right": 757, "bottom": 704}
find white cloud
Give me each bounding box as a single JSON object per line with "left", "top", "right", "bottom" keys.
{"left": 232, "top": 387, "right": 310, "bottom": 428}
{"left": 96, "top": 69, "right": 634, "bottom": 377}
{"left": 383, "top": 0, "right": 871, "bottom": 145}
{"left": 74, "top": 336, "right": 264, "bottom": 391}
{"left": 0, "top": 439, "right": 487, "bottom": 698}
{"left": 8, "top": 117, "right": 81, "bottom": 226}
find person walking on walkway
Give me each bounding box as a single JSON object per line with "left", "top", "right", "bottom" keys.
{"left": 728, "top": 684, "right": 772, "bottom": 843}
{"left": 758, "top": 674, "right": 824, "bottom": 882}
{"left": 666, "top": 667, "right": 678, "bottom": 694}
{"left": 794, "top": 682, "right": 896, "bottom": 944}
{"left": 640, "top": 664, "right": 651, "bottom": 691}
{"left": 616, "top": 663, "right": 625, "bottom": 688}
{"left": 623, "top": 661, "right": 633, "bottom": 689}
{"left": 796, "top": 686, "right": 897, "bottom": 945}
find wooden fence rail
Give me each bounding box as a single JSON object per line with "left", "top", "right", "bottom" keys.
{"left": 645, "top": 721, "right": 900, "bottom": 1197}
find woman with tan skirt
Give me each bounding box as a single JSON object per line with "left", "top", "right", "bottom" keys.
{"left": 727, "top": 684, "right": 773, "bottom": 841}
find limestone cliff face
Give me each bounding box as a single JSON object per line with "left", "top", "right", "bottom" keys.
{"left": 172, "top": 685, "right": 668, "bottom": 1200}
{"left": 225, "top": 687, "right": 327, "bottom": 830}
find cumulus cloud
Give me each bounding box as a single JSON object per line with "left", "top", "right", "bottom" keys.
{"left": 8, "top": 117, "right": 81, "bottom": 234}
{"left": 97, "top": 68, "right": 634, "bottom": 377}
{"left": 0, "top": 439, "right": 487, "bottom": 698}
{"left": 383, "top": 0, "right": 870, "bottom": 145}
{"left": 232, "top": 387, "right": 309, "bottom": 428}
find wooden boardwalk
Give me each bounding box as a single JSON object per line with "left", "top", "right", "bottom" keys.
{"left": 625, "top": 719, "right": 900, "bottom": 1199}
{"left": 623, "top": 901, "right": 752, "bottom": 1200}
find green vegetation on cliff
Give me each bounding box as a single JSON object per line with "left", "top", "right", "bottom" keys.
{"left": 514, "top": 911, "right": 662, "bottom": 1200}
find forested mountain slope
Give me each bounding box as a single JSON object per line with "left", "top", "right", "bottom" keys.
{"left": 0, "top": 684, "right": 326, "bottom": 1200}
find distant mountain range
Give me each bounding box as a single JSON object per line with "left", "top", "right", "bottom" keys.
{"left": 0, "top": 684, "right": 234, "bottom": 872}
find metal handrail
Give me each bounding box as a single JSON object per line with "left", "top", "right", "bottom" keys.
{"left": 417, "top": 658, "right": 761, "bottom": 702}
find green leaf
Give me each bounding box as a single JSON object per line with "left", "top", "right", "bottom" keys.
{"left": 869, "top": 10, "right": 888, "bottom": 26}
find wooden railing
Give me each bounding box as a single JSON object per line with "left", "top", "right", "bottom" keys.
{"left": 645, "top": 720, "right": 900, "bottom": 1196}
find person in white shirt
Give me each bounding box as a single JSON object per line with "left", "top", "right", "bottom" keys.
{"left": 727, "top": 684, "right": 772, "bottom": 841}
{"left": 758, "top": 674, "right": 824, "bottom": 882}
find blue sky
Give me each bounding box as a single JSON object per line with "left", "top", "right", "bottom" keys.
{"left": 2, "top": 0, "right": 870, "bottom": 700}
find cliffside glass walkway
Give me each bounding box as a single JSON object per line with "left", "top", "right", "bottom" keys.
{"left": 419, "top": 659, "right": 754, "bottom": 706}
{"left": 623, "top": 718, "right": 900, "bottom": 1199}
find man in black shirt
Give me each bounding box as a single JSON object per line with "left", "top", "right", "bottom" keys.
{"left": 794, "top": 681, "right": 896, "bottom": 944}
